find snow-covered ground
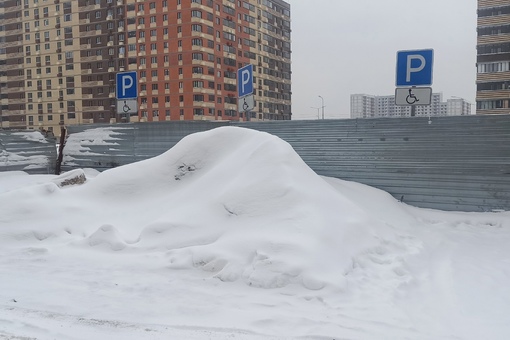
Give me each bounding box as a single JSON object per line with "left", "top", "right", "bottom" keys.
{"left": 1, "top": 127, "right": 509, "bottom": 340}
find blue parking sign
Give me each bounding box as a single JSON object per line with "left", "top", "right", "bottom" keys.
{"left": 116, "top": 71, "right": 138, "bottom": 99}
{"left": 237, "top": 64, "right": 253, "bottom": 98}
{"left": 396, "top": 49, "right": 434, "bottom": 87}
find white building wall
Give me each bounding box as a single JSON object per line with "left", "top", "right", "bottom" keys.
{"left": 350, "top": 92, "right": 471, "bottom": 118}
{"left": 350, "top": 94, "right": 375, "bottom": 118}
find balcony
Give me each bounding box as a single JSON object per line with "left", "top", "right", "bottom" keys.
{"left": 8, "top": 121, "right": 27, "bottom": 128}
{"left": 82, "top": 106, "right": 103, "bottom": 112}
{"left": 80, "top": 31, "right": 97, "bottom": 37}
{"left": 6, "top": 87, "right": 23, "bottom": 93}
{"left": 82, "top": 81, "right": 99, "bottom": 87}
{"left": 4, "top": 4, "right": 21, "bottom": 13}
{"left": 6, "top": 52, "right": 24, "bottom": 59}
{"left": 3, "top": 64, "right": 21, "bottom": 71}
{"left": 4, "top": 17, "right": 22, "bottom": 25}
{"left": 81, "top": 55, "right": 101, "bottom": 62}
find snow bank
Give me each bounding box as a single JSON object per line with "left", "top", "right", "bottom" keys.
{"left": 2, "top": 127, "right": 398, "bottom": 290}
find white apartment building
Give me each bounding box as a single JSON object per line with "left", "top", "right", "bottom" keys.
{"left": 350, "top": 93, "right": 471, "bottom": 119}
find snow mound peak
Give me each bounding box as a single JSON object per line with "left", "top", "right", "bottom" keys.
{"left": 85, "top": 127, "right": 396, "bottom": 289}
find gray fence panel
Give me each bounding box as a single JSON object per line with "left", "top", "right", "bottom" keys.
{"left": 0, "top": 130, "right": 57, "bottom": 174}
{"left": 232, "top": 115, "right": 510, "bottom": 212}
{"left": 63, "top": 121, "right": 229, "bottom": 172}
{"left": 61, "top": 115, "right": 510, "bottom": 212}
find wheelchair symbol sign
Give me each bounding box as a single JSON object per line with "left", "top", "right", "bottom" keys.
{"left": 238, "top": 94, "right": 254, "bottom": 113}
{"left": 116, "top": 99, "right": 138, "bottom": 114}
{"left": 406, "top": 89, "right": 419, "bottom": 104}
{"left": 395, "top": 87, "right": 432, "bottom": 106}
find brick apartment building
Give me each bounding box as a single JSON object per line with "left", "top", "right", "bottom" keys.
{"left": 0, "top": 0, "right": 291, "bottom": 133}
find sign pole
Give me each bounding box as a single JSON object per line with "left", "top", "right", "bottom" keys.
{"left": 411, "top": 86, "right": 416, "bottom": 116}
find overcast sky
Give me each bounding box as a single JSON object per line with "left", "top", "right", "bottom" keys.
{"left": 285, "top": 0, "right": 477, "bottom": 119}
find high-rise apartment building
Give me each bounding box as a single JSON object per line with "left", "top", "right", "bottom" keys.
{"left": 476, "top": 0, "right": 510, "bottom": 114}
{"left": 350, "top": 93, "right": 471, "bottom": 119}
{"left": 0, "top": 0, "right": 291, "bottom": 133}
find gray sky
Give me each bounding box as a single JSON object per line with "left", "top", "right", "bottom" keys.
{"left": 285, "top": 0, "right": 477, "bottom": 119}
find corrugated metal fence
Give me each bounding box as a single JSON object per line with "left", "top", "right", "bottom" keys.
{"left": 0, "top": 130, "right": 57, "bottom": 174}
{"left": 61, "top": 115, "right": 510, "bottom": 212}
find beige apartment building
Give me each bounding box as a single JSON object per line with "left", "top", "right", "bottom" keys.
{"left": 0, "top": 0, "right": 292, "bottom": 134}
{"left": 476, "top": 0, "right": 510, "bottom": 114}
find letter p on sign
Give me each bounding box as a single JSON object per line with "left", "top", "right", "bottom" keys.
{"left": 237, "top": 64, "right": 253, "bottom": 98}
{"left": 116, "top": 71, "right": 138, "bottom": 99}
{"left": 122, "top": 76, "right": 133, "bottom": 97}
{"left": 396, "top": 49, "right": 434, "bottom": 87}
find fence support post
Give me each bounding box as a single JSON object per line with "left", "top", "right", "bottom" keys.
{"left": 55, "top": 126, "right": 66, "bottom": 175}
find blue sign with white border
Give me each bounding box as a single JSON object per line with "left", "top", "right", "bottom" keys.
{"left": 116, "top": 71, "right": 138, "bottom": 99}
{"left": 396, "top": 49, "right": 434, "bottom": 87}
{"left": 237, "top": 64, "right": 253, "bottom": 98}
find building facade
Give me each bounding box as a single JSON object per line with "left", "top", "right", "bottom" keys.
{"left": 0, "top": 0, "right": 291, "bottom": 133}
{"left": 476, "top": 0, "right": 510, "bottom": 114}
{"left": 350, "top": 93, "right": 471, "bottom": 119}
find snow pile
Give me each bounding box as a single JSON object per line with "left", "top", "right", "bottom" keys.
{"left": 1, "top": 126, "right": 509, "bottom": 339}
{"left": 12, "top": 131, "right": 49, "bottom": 144}
{"left": 2, "top": 127, "right": 396, "bottom": 290}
